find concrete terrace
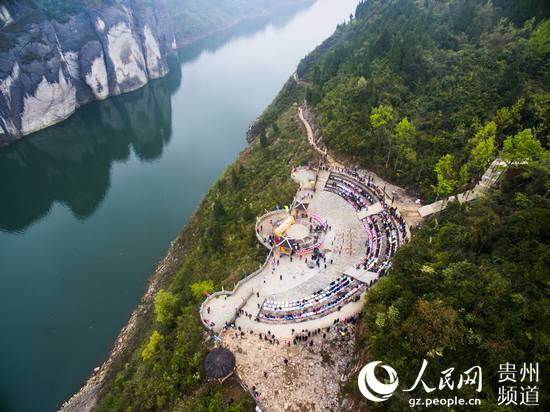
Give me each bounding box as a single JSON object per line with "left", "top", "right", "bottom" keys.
{"left": 200, "top": 167, "right": 407, "bottom": 340}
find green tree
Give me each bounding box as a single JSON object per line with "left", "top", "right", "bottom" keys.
{"left": 141, "top": 330, "right": 163, "bottom": 361}
{"left": 404, "top": 299, "right": 462, "bottom": 357}
{"left": 207, "top": 392, "right": 225, "bottom": 412}
{"left": 242, "top": 203, "right": 254, "bottom": 221}
{"left": 370, "top": 104, "right": 395, "bottom": 168}
{"left": 394, "top": 117, "right": 417, "bottom": 171}
{"left": 305, "top": 86, "right": 321, "bottom": 105}
{"left": 212, "top": 199, "right": 226, "bottom": 221}
{"left": 206, "top": 223, "right": 223, "bottom": 250}
{"left": 312, "top": 65, "right": 322, "bottom": 84}
{"left": 458, "top": 163, "right": 470, "bottom": 190}
{"left": 230, "top": 167, "right": 240, "bottom": 188}
{"left": 502, "top": 128, "right": 544, "bottom": 165}
{"left": 155, "top": 289, "right": 179, "bottom": 326}
{"left": 528, "top": 20, "right": 550, "bottom": 57}
{"left": 470, "top": 121, "right": 496, "bottom": 175}
{"left": 514, "top": 192, "right": 531, "bottom": 208}
{"left": 370, "top": 104, "right": 394, "bottom": 128}
{"left": 432, "top": 154, "right": 457, "bottom": 199}
{"left": 259, "top": 131, "right": 268, "bottom": 148}
{"left": 495, "top": 99, "right": 524, "bottom": 137}
{"left": 190, "top": 280, "right": 214, "bottom": 300}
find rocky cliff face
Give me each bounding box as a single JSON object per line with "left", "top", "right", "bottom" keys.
{"left": 0, "top": 0, "right": 177, "bottom": 147}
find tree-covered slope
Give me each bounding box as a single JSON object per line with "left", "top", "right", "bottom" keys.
{"left": 295, "top": 1, "right": 549, "bottom": 409}
{"left": 353, "top": 165, "right": 549, "bottom": 410}
{"left": 298, "top": 0, "right": 549, "bottom": 199}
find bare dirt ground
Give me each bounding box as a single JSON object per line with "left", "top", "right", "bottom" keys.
{"left": 222, "top": 323, "right": 358, "bottom": 412}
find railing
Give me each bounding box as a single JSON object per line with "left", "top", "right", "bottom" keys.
{"left": 200, "top": 249, "right": 274, "bottom": 330}
{"left": 255, "top": 210, "right": 288, "bottom": 247}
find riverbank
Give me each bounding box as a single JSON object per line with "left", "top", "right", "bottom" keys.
{"left": 61, "top": 229, "right": 191, "bottom": 411}
{"left": 60, "top": 78, "right": 316, "bottom": 410}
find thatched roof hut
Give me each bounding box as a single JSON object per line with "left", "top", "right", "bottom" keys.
{"left": 204, "top": 347, "right": 236, "bottom": 383}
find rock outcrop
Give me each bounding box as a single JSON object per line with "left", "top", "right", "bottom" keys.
{"left": 0, "top": 0, "right": 177, "bottom": 147}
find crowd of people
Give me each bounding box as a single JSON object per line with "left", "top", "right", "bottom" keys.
{"left": 324, "top": 174, "right": 376, "bottom": 211}
{"left": 259, "top": 275, "right": 364, "bottom": 323}
{"left": 254, "top": 170, "right": 407, "bottom": 325}
{"left": 389, "top": 205, "right": 408, "bottom": 239}
{"left": 321, "top": 171, "right": 405, "bottom": 278}
{"left": 358, "top": 211, "right": 398, "bottom": 275}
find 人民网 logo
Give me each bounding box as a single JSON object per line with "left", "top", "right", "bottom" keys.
{"left": 357, "top": 359, "right": 494, "bottom": 407}
{"left": 358, "top": 361, "right": 399, "bottom": 402}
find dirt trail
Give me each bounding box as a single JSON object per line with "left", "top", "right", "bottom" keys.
{"left": 297, "top": 104, "right": 423, "bottom": 228}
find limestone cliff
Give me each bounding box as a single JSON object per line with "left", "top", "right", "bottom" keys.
{"left": 0, "top": 0, "right": 176, "bottom": 147}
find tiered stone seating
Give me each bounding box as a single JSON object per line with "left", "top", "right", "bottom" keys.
{"left": 259, "top": 275, "right": 364, "bottom": 323}
{"left": 322, "top": 172, "right": 402, "bottom": 277}
{"left": 358, "top": 211, "right": 398, "bottom": 275}
{"left": 324, "top": 173, "right": 376, "bottom": 211}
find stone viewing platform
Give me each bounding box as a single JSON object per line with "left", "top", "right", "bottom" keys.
{"left": 200, "top": 165, "right": 408, "bottom": 339}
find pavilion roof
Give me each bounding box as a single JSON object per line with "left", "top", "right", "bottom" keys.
{"left": 204, "top": 347, "right": 235, "bottom": 380}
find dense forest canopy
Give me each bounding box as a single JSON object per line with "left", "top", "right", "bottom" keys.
{"left": 298, "top": 0, "right": 549, "bottom": 199}
{"left": 356, "top": 165, "right": 549, "bottom": 409}
{"left": 294, "top": 0, "right": 549, "bottom": 409}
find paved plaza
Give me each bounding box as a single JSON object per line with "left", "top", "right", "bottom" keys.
{"left": 200, "top": 167, "right": 407, "bottom": 340}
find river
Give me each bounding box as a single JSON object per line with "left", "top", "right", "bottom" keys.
{"left": 0, "top": 1, "right": 358, "bottom": 410}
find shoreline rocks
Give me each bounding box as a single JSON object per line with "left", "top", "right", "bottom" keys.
{"left": 60, "top": 239, "right": 185, "bottom": 411}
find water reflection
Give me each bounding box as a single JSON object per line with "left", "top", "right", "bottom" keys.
{"left": 0, "top": 1, "right": 359, "bottom": 410}
{"left": 0, "top": 62, "right": 178, "bottom": 232}
{"left": 0, "top": 1, "right": 314, "bottom": 234}
{"left": 177, "top": 0, "right": 315, "bottom": 63}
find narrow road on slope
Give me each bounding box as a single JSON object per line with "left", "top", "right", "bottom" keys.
{"left": 296, "top": 97, "right": 506, "bottom": 221}
{"left": 297, "top": 104, "right": 423, "bottom": 227}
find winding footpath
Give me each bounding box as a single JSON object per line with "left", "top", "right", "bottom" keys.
{"left": 297, "top": 103, "right": 423, "bottom": 228}
{"left": 296, "top": 91, "right": 506, "bottom": 219}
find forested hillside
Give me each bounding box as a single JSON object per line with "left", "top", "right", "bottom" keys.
{"left": 355, "top": 165, "right": 549, "bottom": 409}
{"left": 295, "top": 1, "right": 549, "bottom": 409}
{"left": 298, "top": 0, "right": 549, "bottom": 199}
{"left": 95, "top": 81, "right": 319, "bottom": 411}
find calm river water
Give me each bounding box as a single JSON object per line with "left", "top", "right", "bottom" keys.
{"left": 0, "top": 1, "right": 357, "bottom": 410}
